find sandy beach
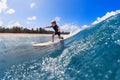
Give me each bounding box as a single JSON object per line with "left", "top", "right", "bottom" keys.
{"left": 0, "top": 33, "right": 69, "bottom": 37}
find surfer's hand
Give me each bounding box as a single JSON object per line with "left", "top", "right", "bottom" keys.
{"left": 45, "top": 26, "right": 50, "bottom": 28}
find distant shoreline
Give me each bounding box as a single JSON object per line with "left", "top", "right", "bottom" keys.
{"left": 0, "top": 33, "right": 69, "bottom": 37}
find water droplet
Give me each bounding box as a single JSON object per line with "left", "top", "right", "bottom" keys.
{"left": 95, "top": 64, "right": 98, "bottom": 67}
{"left": 105, "top": 75, "right": 109, "bottom": 79}
{"left": 117, "top": 59, "right": 120, "bottom": 63}
{"left": 105, "top": 42, "right": 108, "bottom": 45}
{"left": 85, "top": 74, "right": 88, "bottom": 77}
{"left": 108, "top": 70, "right": 112, "bottom": 74}
{"left": 77, "top": 71, "right": 80, "bottom": 73}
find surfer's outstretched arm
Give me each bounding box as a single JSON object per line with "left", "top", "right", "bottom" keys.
{"left": 44, "top": 26, "right": 51, "bottom": 28}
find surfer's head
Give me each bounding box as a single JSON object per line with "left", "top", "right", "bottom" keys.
{"left": 51, "top": 21, "right": 56, "bottom": 26}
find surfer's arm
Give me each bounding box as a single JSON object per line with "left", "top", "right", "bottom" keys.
{"left": 58, "top": 27, "right": 60, "bottom": 32}
{"left": 45, "top": 26, "right": 52, "bottom": 28}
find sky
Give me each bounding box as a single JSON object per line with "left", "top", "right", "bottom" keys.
{"left": 0, "top": 0, "right": 120, "bottom": 30}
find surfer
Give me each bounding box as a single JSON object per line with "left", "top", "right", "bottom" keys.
{"left": 45, "top": 21, "right": 63, "bottom": 42}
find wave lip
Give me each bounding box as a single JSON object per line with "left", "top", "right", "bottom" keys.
{"left": 92, "top": 10, "right": 120, "bottom": 25}
{"left": 1, "top": 12, "right": 120, "bottom": 80}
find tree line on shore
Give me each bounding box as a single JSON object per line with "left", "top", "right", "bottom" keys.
{"left": 0, "top": 26, "right": 70, "bottom": 34}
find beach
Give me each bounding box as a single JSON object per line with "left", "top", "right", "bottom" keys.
{"left": 0, "top": 33, "right": 69, "bottom": 37}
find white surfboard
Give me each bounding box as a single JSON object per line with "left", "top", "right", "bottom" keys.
{"left": 32, "top": 39, "right": 62, "bottom": 47}
{"left": 32, "top": 31, "right": 81, "bottom": 47}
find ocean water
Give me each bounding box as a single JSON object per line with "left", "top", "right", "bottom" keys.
{"left": 0, "top": 14, "right": 120, "bottom": 80}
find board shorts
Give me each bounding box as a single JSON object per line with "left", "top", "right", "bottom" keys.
{"left": 55, "top": 32, "right": 61, "bottom": 36}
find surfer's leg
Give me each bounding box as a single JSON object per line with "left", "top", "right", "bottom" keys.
{"left": 59, "top": 36, "right": 64, "bottom": 39}
{"left": 57, "top": 32, "right": 61, "bottom": 39}
{"left": 52, "top": 33, "right": 55, "bottom": 42}
{"left": 58, "top": 32, "right": 63, "bottom": 39}
{"left": 58, "top": 35, "right": 61, "bottom": 39}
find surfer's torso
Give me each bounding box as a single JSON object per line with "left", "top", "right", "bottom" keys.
{"left": 50, "top": 25, "right": 59, "bottom": 32}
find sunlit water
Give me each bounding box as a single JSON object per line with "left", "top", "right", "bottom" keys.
{"left": 1, "top": 14, "right": 120, "bottom": 80}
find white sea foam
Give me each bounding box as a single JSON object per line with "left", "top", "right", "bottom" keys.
{"left": 92, "top": 10, "right": 120, "bottom": 25}
{"left": 115, "top": 40, "right": 120, "bottom": 45}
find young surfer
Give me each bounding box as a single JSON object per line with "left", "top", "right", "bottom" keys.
{"left": 45, "top": 21, "right": 63, "bottom": 42}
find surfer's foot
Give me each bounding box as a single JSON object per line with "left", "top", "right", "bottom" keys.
{"left": 61, "top": 37, "right": 64, "bottom": 39}
{"left": 52, "top": 41, "right": 54, "bottom": 42}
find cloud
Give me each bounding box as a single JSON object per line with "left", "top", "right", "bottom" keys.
{"left": 26, "top": 21, "right": 31, "bottom": 24}
{"left": 0, "top": 0, "right": 15, "bottom": 14}
{"left": 7, "top": 22, "right": 21, "bottom": 28}
{"left": 0, "top": 21, "right": 3, "bottom": 26}
{"left": 81, "top": 25, "right": 89, "bottom": 29}
{"left": 6, "top": 9, "right": 15, "bottom": 14}
{"left": 92, "top": 10, "right": 120, "bottom": 25}
{"left": 52, "top": 17, "right": 60, "bottom": 22}
{"left": 30, "top": 3, "right": 36, "bottom": 8}
{"left": 60, "top": 24, "right": 90, "bottom": 36}
{"left": 27, "top": 16, "right": 37, "bottom": 21}
{"left": 60, "top": 24, "right": 81, "bottom": 34}
{"left": 0, "top": 0, "right": 8, "bottom": 13}
{"left": 27, "top": 16, "right": 37, "bottom": 24}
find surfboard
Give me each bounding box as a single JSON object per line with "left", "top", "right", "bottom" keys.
{"left": 32, "top": 31, "right": 81, "bottom": 47}
{"left": 32, "top": 39, "right": 63, "bottom": 47}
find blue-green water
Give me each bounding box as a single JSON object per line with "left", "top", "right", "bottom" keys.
{"left": 1, "top": 14, "right": 120, "bottom": 80}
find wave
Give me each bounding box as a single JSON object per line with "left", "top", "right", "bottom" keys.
{"left": 1, "top": 13, "right": 120, "bottom": 80}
